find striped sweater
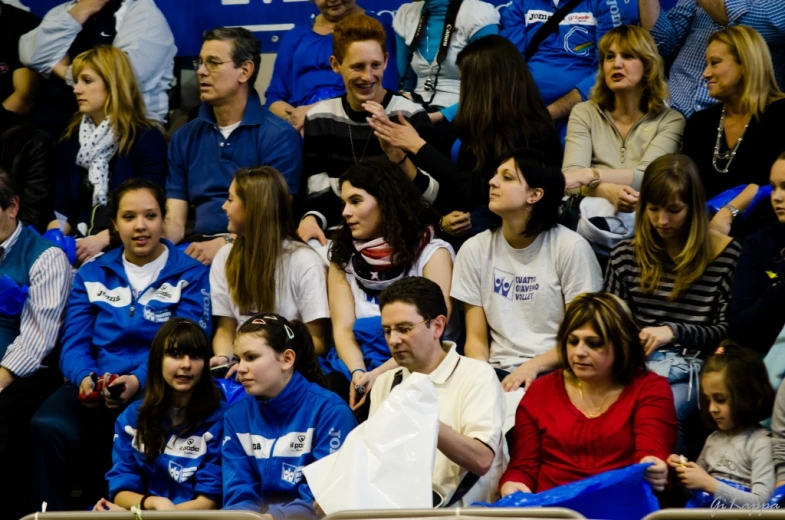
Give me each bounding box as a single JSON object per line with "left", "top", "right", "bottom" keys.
{"left": 604, "top": 239, "right": 742, "bottom": 356}
{"left": 301, "top": 91, "right": 439, "bottom": 230}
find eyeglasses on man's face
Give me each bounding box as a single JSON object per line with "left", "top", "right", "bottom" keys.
{"left": 382, "top": 319, "right": 430, "bottom": 338}
{"left": 193, "top": 58, "right": 232, "bottom": 72}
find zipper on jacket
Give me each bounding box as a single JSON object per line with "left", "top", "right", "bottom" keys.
{"left": 600, "top": 110, "right": 653, "bottom": 167}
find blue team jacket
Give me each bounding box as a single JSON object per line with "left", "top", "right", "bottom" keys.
{"left": 59, "top": 240, "right": 212, "bottom": 389}
{"left": 222, "top": 371, "right": 357, "bottom": 519}
{"left": 107, "top": 400, "right": 227, "bottom": 504}
{"left": 500, "top": 0, "right": 638, "bottom": 104}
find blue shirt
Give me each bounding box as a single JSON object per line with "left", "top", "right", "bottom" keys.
{"left": 167, "top": 91, "right": 303, "bottom": 236}
{"left": 59, "top": 240, "right": 211, "bottom": 389}
{"left": 222, "top": 371, "right": 357, "bottom": 519}
{"left": 266, "top": 15, "right": 399, "bottom": 108}
{"left": 107, "top": 400, "right": 227, "bottom": 505}
{"left": 650, "top": 0, "right": 785, "bottom": 118}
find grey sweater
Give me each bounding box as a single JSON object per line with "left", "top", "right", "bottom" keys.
{"left": 697, "top": 428, "right": 774, "bottom": 506}
{"left": 771, "top": 382, "right": 785, "bottom": 482}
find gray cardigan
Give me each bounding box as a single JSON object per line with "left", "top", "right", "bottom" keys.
{"left": 562, "top": 100, "right": 685, "bottom": 190}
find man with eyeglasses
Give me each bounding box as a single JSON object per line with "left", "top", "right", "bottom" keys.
{"left": 369, "top": 276, "right": 506, "bottom": 507}
{"left": 166, "top": 27, "right": 302, "bottom": 266}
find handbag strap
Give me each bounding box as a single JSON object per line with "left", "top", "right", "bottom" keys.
{"left": 524, "top": 0, "right": 584, "bottom": 62}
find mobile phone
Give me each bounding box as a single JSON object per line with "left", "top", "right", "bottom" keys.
{"left": 211, "top": 364, "right": 232, "bottom": 379}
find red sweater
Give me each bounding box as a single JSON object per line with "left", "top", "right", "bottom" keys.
{"left": 500, "top": 370, "right": 677, "bottom": 493}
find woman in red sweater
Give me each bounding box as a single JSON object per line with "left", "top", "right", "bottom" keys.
{"left": 500, "top": 292, "right": 678, "bottom": 496}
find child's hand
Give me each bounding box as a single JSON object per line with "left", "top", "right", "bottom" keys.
{"left": 675, "top": 462, "right": 716, "bottom": 492}
{"left": 666, "top": 454, "right": 687, "bottom": 468}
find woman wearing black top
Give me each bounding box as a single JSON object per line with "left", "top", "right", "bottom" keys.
{"left": 682, "top": 26, "right": 785, "bottom": 239}
{"left": 368, "top": 35, "right": 561, "bottom": 245}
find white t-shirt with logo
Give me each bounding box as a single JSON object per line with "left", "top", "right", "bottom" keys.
{"left": 210, "top": 241, "right": 330, "bottom": 327}
{"left": 451, "top": 225, "right": 602, "bottom": 371}
{"left": 123, "top": 248, "right": 169, "bottom": 299}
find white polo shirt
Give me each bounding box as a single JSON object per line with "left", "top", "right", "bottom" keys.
{"left": 370, "top": 343, "right": 506, "bottom": 506}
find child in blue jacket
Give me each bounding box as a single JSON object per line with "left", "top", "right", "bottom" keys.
{"left": 222, "top": 314, "right": 357, "bottom": 519}
{"left": 28, "top": 179, "right": 212, "bottom": 512}
{"left": 95, "top": 318, "right": 225, "bottom": 511}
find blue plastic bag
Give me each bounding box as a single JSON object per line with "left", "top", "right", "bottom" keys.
{"left": 477, "top": 463, "right": 659, "bottom": 520}
{"left": 687, "top": 480, "right": 785, "bottom": 508}
{"left": 321, "top": 316, "right": 390, "bottom": 380}
{"left": 707, "top": 185, "right": 772, "bottom": 219}
{"left": 0, "top": 275, "right": 29, "bottom": 316}
{"left": 214, "top": 377, "right": 249, "bottom": 407}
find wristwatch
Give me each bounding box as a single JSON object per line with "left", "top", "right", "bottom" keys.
{"left": 723, "top": 204, "right": 740, "bottom": 221}
{"left": 587, "top": 168, "right": 602, "bottom": 190}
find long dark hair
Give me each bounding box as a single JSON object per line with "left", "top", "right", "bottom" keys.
{"left": 236, "top": 313, "right": 327, "bottom": 387}
{"left": 136, "top": 318, "right": 221, "bottom": 462}
{"left": 455, "top": 35, "right": 559, "bottom": 174}
{"left": 329, "top": 157, "right": 438, "bottom": 271}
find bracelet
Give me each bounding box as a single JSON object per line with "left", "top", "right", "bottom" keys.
{"left": 395, "top": 153, "right": 409, "bottom": 165}
{"left": 350, "top": 368, "right": 366, "bottom": 377}
{"left": 140, "top": 494, "right": 152, "bottom": 510}
{"left": 438, "top": 216, "right": 446, "bottom": 233}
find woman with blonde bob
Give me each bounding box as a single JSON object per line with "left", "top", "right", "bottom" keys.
{"left": 682, "top": 25, "right": 785, "bottom": 238}
{"left": 563, "top": 25, "right": 685, "bottom": 212}
{"left": 49, "top": 45, "right": 167, "bottom": 264}
{"left": 210, "top": 166, "right": 330, "bottom": 372}
{"left": 605, "top": 154, "right": 741, "bottom": 430}
{"left": 501, "top": 292, "right": 677, "bottom": 495}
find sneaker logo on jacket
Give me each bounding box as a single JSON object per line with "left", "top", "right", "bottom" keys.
{"left": 85, "top": 282, "right": 132, "bottom": 307}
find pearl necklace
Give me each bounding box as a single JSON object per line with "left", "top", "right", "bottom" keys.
{"left": 712, "top": 107, "right": 750, "bottom": 174}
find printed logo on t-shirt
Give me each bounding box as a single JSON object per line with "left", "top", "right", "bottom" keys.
{"left": 168, "top": 460, "right": 197, "bottom": 483}
{"left": 281, "top": 463, "right": 304, "bottom": 484}
{"left": 272, "top": 429, "right": 314, "bottom": 457}
{"left": 493, "top": 268, "right": 540, "bottom": 302}
{"left": 85, "top": 282, "right": 132, "bottom": 307}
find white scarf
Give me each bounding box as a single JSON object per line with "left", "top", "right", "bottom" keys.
{"left": 75, "top": 115, "right": 119, "bottom": 207}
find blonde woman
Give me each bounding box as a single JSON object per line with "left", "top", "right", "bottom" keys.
{"left": 209, "top": 167, "right": 330, "bottom": 370}
{"left": 604, "top": 154, "right": 741, "bottom": 430}
{"left": 48, "top": 45, "right": 166, "bottom": 264}
{"left": 563, "top": 25, "right": 685, "bottom": 213}
{"left": 683, "top": 25, "right": 785, "bottom": 238}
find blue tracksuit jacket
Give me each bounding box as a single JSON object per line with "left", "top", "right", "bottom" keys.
{"left": 222, "top": 371, "right": 357, "bottom": 519}
{"left": 107, "top": 400, "right": 227, "bottom": 504}
{"left": 59, "top": 240, "right": 211, "bottom": 389}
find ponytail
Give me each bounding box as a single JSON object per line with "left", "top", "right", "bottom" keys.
{"left": 289, "top": 320, "right": 328, "bottom": 388}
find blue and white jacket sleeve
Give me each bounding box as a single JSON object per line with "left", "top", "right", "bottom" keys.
{"left": 222, "top": 410, "right": 264, "bottom": 512}
{"left": 59, "top": 269, "right": 99, "bottom": 387}
{"left": 192, "top": 417, "right": 225, "bottom": 503}
{"left": 107, "top": 405, "right": 146, "bottom": 500}
{"left": 267, "top": 404, "right": 358, "bottom": 520}
{"left": 18, "top": 1, "right": 79, "bottom": 76}
{"left": 575, "top": 0, "right": 617, "bottom": 101}
{"left": 499, "top": 0, "right": 528, "bottom": 54}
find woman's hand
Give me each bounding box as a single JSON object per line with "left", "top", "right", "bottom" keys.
{"left": 709, "top": 207, "right": 734, "bottom": 236}
{"left": 639, "top": 326, "right": 674, "bottom": 356}
{"left": 365, "top": 105, "right": 427, "bottom": 155}
{"left": 563, "top": 168, "right": 593, "bottom": 191}
{"left": 285, "top": 104, "right": 312, "bottom": 133}
{"left": 298, "top": 215, "right": 328, "bottom": 247}
{"left": 596, "top": 183, "right": 639, "bottom": 213}
{"left": 146, "top": 496, "right": 177, "bottom": 511}
{"left": 501, "top": 361, "right": 539, "bottom": 392}
{"left": 210, "top": 355, "right": 238, "bottom": 380}
{"left": 79, "top": 374, "right": 98, "bottom": 408}
{"left": 185, "top": 237, "right": 225, "bottom": 266}
{"left": 93, "top": 498, "right": 125, "bottom": 511}
{"left": 104, "top": 374, "right": 140, "bottom": 409}
{"left": 500, "top": 481, "right": 531, "bottom": 497}
{"left": 640, "top": 456, "right": 668, "bottom": 492}
{"left": 675, "top": 462, "right": 716, "bottom": 492}
{"left": 440, "top": 212, "right": 472, "bottom": 236}
{"left": 76, "top": 232, "right": 110, "bottom": 265}
{"left": 350, "top": 368, "right": 380, "bottom": 410}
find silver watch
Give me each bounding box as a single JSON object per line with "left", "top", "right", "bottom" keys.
{"left": 723, "top": 204, "right": 740, "bottom": 221}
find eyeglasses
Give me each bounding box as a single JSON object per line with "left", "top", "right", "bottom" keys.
{"left": 193, "top": 58, "right": 232, "bottom": 72}
{"left": 382, "top": 319, "right": 430, "bottom": 338}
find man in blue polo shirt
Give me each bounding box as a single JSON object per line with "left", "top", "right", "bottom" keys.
{"left": 166, "top": 27, "right": 303, "bottom": 266}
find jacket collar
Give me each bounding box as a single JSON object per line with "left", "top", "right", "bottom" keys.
{"left": 99, "top": 239, "right": 190, "bottom": 280}
{"left": 197, "top": 89, "right": 265, "bottom": 127}
{"left": 257, "top": 370, "right": 309, "bottom": 415}
{"left": 426, "top": 342, "right": 459, "bottom": 385}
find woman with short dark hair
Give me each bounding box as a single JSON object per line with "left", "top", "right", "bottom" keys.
{"left": 451, "top": 150, "right": 602, "bottom": 392}
{"left": 501, "top": 292, "right": 677, "bottom": 495}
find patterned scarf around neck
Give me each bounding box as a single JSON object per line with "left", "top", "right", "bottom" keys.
{"left": 75, "top": 115, "right": 119, "bottom": 207}
{"left": 351, "top": 226, "right": 434, "bottom": 295}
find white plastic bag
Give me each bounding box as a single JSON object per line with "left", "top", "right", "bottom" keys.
{"left": 303, "top": 373, "right": 439, "bottom": 513}
{"left": 576, "top": 196, "right": 635, "bottom": 250}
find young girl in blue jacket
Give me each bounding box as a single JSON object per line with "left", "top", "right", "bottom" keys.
{"left": 222, "top": 314, "right": 357, "bottom": 519}
{"left": 94, "top": 318, "right": 225, "bottom": 512}
{"left": 28, "top": 178, "right": 211, "bottom": 512}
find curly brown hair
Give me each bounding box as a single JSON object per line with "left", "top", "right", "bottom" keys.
{"left": 328, "top": 157, "right": 439, "bottom": 272}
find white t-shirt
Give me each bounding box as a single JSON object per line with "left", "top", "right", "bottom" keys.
{"left": 123, "top": 248, "right": 169, "bottom": 298}
{"left": 370, "top": 343, "right": 506, "bottom": 506}
{"left": 218, "top": 121, "right": 241, "bottom": 140}
{"left": 210, "top": 241, "right": 329, "bottom": 327}
{"left": 345, "top": 238, "right": 454, "bottom": 319}
{"left": 451, "top": 225, "right": 602, "bottom": 371}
